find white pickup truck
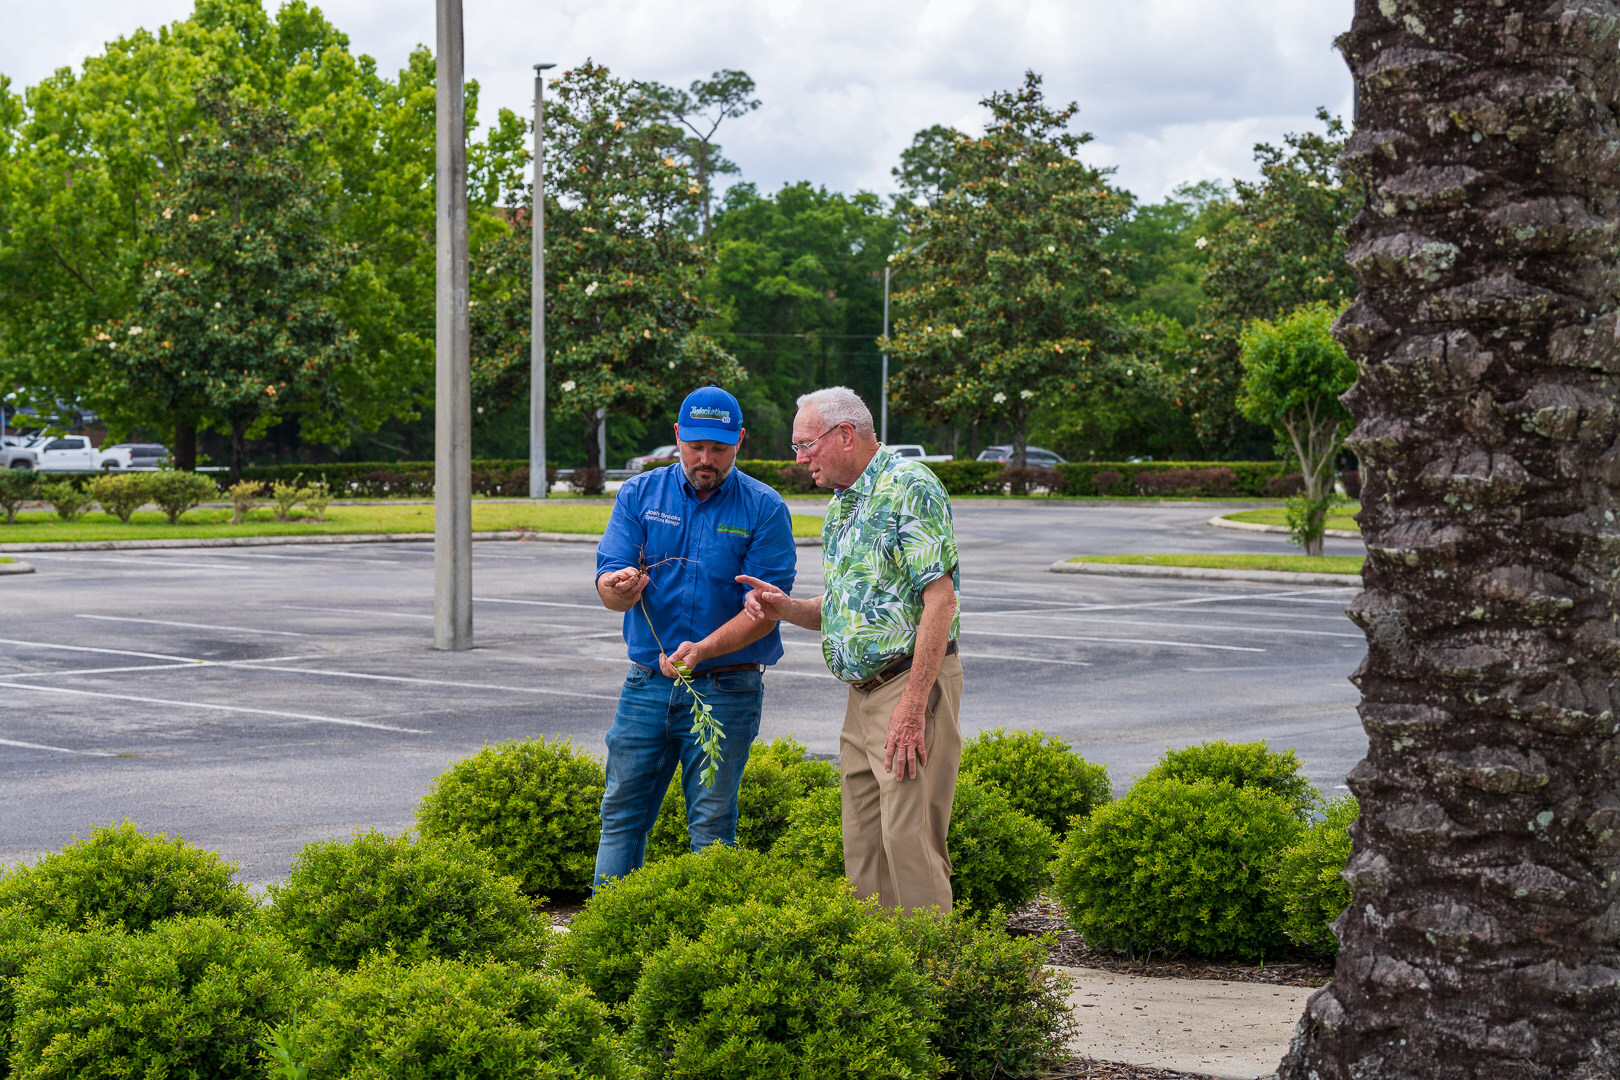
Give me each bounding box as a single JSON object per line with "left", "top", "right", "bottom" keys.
{"left": 888, "top": 443, "right": 954, "bottom": 463}
{"left": 1, "top": 434, "right": 100, "bottom": 471}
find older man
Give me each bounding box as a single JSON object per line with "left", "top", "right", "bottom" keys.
{"left": 593, "top": 384, "right": 797, "bottom": 891}
{"left": 739, "top": 386, "right": 962, "bottom": 912}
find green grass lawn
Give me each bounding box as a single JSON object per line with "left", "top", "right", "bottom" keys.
{"left": 1224, "top": 504, "right": 1361, "bottom": 533}
{"left": 2, "top": 504, "right": 824, "bottom": 544}
{"left": 1068, "top": 553, "right": 1364, "bottom": 575}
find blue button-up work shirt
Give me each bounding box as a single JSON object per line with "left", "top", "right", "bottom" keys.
{"left": 595, "top": 463, "right": 797, "bottom": 672}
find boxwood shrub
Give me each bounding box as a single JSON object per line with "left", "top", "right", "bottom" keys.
{"left": 416, "top": 736, "right": 605, "bottom": 900}
{"left": 1275, "top": 794, "right": 1358, "bottom": 953}
{"left": 1144, "top": 738, "right": 1316, "bottom": 817}
{"left": 627, "top": 893, "right": 943, "bottom": 1080}
{"left": 266, "top": 829, "right": 543, "bottom": 970}
{"left": 0, "top": 819, "right": 255, "bottom": 933}
{"left": 552, "top": 844, "right": 840, "bottom": 1008}
{"left": 8, "top": 916, "right": 306, "bottom": 1080}
{"left": 770, "top": 776, "right": 1055, "bottom": 912}
{"left": 647, "top": 737, "right": 838, "bottom": 862}
{"left": 960, "top": 727, "right": 1112, "bottom": 837}
{"left": 297, "top": 955, "right": 629, "bottom": 1080}
{"left": 1051, "top": 777, "right": 1301, "bottom": 959}
{"left": 0, "top": 910, "right": 43, "bottom": 1079}
{"left": 901, "top": 908, "right": 1076, "bottom": 1080}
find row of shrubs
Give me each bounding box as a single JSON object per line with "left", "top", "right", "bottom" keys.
{"left": 0, "top": 470, "right": 221, "bottom": 526}
{"left": 0, "top": 731, "right": 1355, "bottom": 1079}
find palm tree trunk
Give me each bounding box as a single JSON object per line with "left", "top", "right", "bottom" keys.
{"left": 1277, "top": 3, "right": 1620, "bottom": 1078}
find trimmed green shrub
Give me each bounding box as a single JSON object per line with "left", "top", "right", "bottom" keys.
{"left": 647, "top": 737, "right": 839, "bottom": 862}
{"left": 553, "top": 844, "right": 840, "bottom": 1008}
{"left": 770, "top": 777, "right": 1056, "bottom": 912}
{"left": 297, "top": 955, "right": 629, "bottom": 1080}
{"left": 0, "top": 819, "right": 255, "bottom": 933}
{"left": 266, "top": 829, "right": 543, "bottom": 970}
{"left": 1053, "top": 460, "right": 1288, "bottom": 498}
{"left": 1275, "top": 794, "right": 1358, "bottom": 953}
{"left": 1051, "top": 777, "right": 1301, "bottom": 960}
{"left": 960, "top": 727, "right": 1112, "bottom": 836}
{"left": 88, "top": 472, "right": 152, "bottom": 523}
{"left": 0, "top": 909, "right": 44, "bottom": 1079}
{"left": 37, "top": 481, "right": 92, "bottom": 521}
{"left": 901, "top": 908, "right": 1076, "bottom": 1080}
{"left": 416, "top": 736, "right": 605, "bottom": 900}
{"left": 627, "top": 893, "right": 943, "bottom": 1079}
{"left": 0, "top": 470, "right": 38, "bottom": 525}
{"left": 9, "top": 916, "right": 306, "bottom": 1080}
{"left": 145, "top": 469, "right": 219, "bottom": 523}
{"left": 1144, "top": 739, "right": 1316, "bottom": 817}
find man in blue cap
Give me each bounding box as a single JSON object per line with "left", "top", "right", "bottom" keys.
{"left": 591, "top": 385, "right": 798, "bottom": 889}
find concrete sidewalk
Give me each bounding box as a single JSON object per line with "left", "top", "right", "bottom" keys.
{"left": 1058, "top": 966, "right": 1317, "bottom": 1079}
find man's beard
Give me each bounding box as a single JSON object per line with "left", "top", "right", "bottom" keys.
{"left": 682, "top": 459, "right": 732, "bottom": 492}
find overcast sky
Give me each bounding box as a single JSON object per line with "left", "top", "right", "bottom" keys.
{"left": 1, "top": 0, "right": 1354, "bottom": 205}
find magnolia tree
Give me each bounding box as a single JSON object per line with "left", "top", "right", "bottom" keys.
{"left": 471, "top": 61, "right": 739, "bottom": 469}
{"left": 1238, "top": 302, "right": 1355, "bottom": 555}
{"left": 885, "top": 71, "right": 1138, "bottom": 468}
{"left": 88, "top": 81, "right": 354, "bottom": 481}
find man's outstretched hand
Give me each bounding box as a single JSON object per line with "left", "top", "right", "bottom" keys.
{"left": 735, "top": 574, "right": 792, "bottom": 622}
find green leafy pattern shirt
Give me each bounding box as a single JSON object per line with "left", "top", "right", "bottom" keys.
{"left": 820, "top": 446, "right": 961, "bottom": 682}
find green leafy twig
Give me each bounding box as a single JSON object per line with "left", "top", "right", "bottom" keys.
{"left": 259, "top": 1014, "right": 309, "bottom": 1080}
{"left": 631, "top": 550, "right": 724, "bottom": 786}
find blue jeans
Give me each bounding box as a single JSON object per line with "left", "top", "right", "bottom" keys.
{"left": 593, "top": 663, "right": 764, "bottom": 892}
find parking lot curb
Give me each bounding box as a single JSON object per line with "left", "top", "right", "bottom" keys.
{"left": 1208, "top": 513, "right": 1360, "bottom": 539}
{"left": 0, "top": 531, "right": 822, "bottom": 553}
{"left": 1050, "top": 559, "right": 1362, "bottom": 588}
{"left": 0, "top": 559, "right": 36, "bottom": 575}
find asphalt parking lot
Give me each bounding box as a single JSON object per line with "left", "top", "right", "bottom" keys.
{"left": 1, "top": 500, "right": 1367, "bottom": 885}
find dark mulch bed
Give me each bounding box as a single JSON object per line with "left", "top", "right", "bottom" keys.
{"left": 1044, "top": 1061, "right": 1217, "bottom": 1079}
{"left": 543, "top": 900, "right": 585, "bottom": 926}
{"left": 1009, "top": 897, "right": 1333, "bottom": 989}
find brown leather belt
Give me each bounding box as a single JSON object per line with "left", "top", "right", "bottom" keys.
{"left": 847, "top": 640, "right": 958, "bottom": 694}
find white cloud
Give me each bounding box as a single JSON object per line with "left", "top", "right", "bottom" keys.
{"left": 0, "top": 0, "right": 1354, "bottom": 203}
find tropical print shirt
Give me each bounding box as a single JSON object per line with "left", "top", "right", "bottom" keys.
{"left": 820, "top": 446, "right": 961, "bottom": 682}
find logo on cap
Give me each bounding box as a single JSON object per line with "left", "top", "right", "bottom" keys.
{"left": 689, "top": 406, "right": 732, "bottom": 423}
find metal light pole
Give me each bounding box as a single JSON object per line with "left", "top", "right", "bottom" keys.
{"left": 880, "top": 264, "right": 891, "bottom": 445}
{"left": 434, "top": 0, "right": 473, "bottom": 650}
{"left": 529, "top": 62, "right": 556, "bottom": 499}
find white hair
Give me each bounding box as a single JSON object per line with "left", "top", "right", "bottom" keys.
{"left": 795, "top": 386, "right": 875, "bottom": 438}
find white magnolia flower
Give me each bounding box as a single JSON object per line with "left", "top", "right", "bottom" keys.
{"left": 950, "top": 327, "right": 962, "bottom": 339}
{"left": 214, "top": 301, "right": 222, "bottom": 309}
{"left": 1194, "top": 237, "right": 1208, "bottom": 249}
{"left": 585, "top": 281, "right": 598, "bottom": 296}
{"left": 561, "top": 380, "right": 577, "bottom": 392}
{"left": 667, "top": 361, "right": 676, "bottom": 369}
{"left": 1047, "top": 245, "right": 1056, "bottom": 253}
{"left": 1126, "top": 368, "right": 1134, "bottom": 376}
{"left": 128, "top": 326, "right": 143, "bottom": 336}
{"left": 992, "top": 391, "right": 1007, "bottom": 404}
{"left": 1020, "top": 389, "right": 1034, "bottom": 400}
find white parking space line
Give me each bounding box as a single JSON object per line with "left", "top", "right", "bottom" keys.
{"left": 0, "top": 682, "right": 427, "bottom": 734}
{"left": 0, "top": 737, "right": 117, "bottom": 757}
{"left": 4, "top": 663, "right": 200, "bottom": 679}
{"left": 216, "top": 662, "right": 619, "bottom": 702}
{"left": 22, "top": 554, "right": 256, "bottom": 572}
{"left": 474, "top": 597, "right": 613, "bottom": 612}
{"left": 962, "top": 628, "right": 1265, "bottom": 653}
{"left": 0, "top": 637, "right": 199, "bottom": 663}
{"left": 76, "top": 614, "right": 311, "bottom": 637}
{"left": 766, "top": 668, "right": 842, "bottom": 680}
{"left": 281, "top": 605, "right": 433, "bottom": 620}
{"left": 204, "top": 551, "right": 403, "bottom": 565}
{"left": 962, "top": 651, "right": 1092, "bottom": 667}
{"left": 961, "top": 612, "right": 1362, "bottom": 640}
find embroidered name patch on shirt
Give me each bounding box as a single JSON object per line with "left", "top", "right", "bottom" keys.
{"left": 644, "top": 509, "right": 681, "bottom": 527}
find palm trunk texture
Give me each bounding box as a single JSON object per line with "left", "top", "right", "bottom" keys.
{"left": 1277, "top": 3, "right": 1620, "bottom": 1078}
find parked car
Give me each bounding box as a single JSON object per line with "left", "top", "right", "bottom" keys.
{"left": 976, "top": 445, "right": 1068, "bottom": 467}
{"left": 2, "top": 434, "right": 100, "bottom": 472}
{"left": 887, "top": 443, "right": 954, "bottom": 463}
{"left": 99, "top": 443, "right": 170, "bottom": 470}
{"left": 626, "top": 444, "right": 678, "bottom": 471}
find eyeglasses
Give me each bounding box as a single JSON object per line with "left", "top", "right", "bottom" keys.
{"left": 790, "top": 423, "right": 848, "bottom": 455}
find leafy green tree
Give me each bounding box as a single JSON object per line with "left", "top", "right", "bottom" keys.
{"left": 642, "top": 70, "right": 760, "bottom": 239}
{"left": 87, "top": 81, "right": 355, "bottom": 483}
{"left": 1237, "top": 302, "right": 1354, "bottom": 555}
{"left": 705, "top": 182, "right": 901, "bottom": 454}
{"left": 1183, "top": 110, "right": 1356, "bottom": 457}
{"left": 1109, "top": 180, "right": 1232, "bottom": 327}
{"left": 892, "top": 123, "right": 962, "bottom": 211}
{"left": 469, "top": 61, "right": 740, "bottom": 470}
{"left": 885, "top": 71, "right": 1139, "bottom": 467}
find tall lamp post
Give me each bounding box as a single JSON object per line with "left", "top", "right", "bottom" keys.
{"left": 433, "top": 0, "right": 472, "bottom": 650}
{"left": 529, "top": 62, "right": 556, "bottom": 499}
{"left": 880, "top": 240, "right": 927, "bottom": 446}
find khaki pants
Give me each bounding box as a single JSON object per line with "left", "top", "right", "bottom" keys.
{"left": 839, "top": 652, "right": 963, "bottom": 912}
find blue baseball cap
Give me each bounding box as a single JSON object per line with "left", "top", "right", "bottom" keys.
{"left": 676, "top": 385, "right": 743, "bottom": 445}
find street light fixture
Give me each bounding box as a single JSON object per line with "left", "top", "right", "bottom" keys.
{"left": 529, "top": 62, "right": 556, "bottom": 499}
